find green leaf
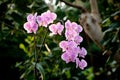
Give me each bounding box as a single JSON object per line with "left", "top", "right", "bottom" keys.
{"left": 36, "top": 63, "right": 45, "bottom": 80}
{"left": 65, "top": 70, "right": 71, "bottom": 79}
{"left": 82, "top": 67, "right": 94, "bottom": 80}
{"left": 19, "top": 43, "right": 28, "bottom": 53}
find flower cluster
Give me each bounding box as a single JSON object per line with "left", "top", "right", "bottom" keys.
{"left": 59, "top": 20, "right": 87, "bottom": 70}
{"left": 23, "top": 10, "right": 87, "bottom": 70}
{"left": 24, "top": 10, "right": 57, "bottom": 34}
{"left": 24, "top": 13, "right": 38, "bottom": 34}
{"left": 37, "top": 10, "right": 57, "bottom": 27}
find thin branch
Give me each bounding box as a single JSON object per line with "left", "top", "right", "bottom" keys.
{"left": 90, "top": 0, "right": 99, "bottom": 14}
{"left": 90, "top": 0, "right": 101, "bottom": 21}
{"left": 60, "top": 0, "right": 88, "bottom": 13}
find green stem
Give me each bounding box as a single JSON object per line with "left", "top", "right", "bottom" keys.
{"left": 34, "top": 34, "right": 39, "bottom": 80}
{"left": 34, "top": 28, "right": 49, "bottom": 80}
{"left": 34, "top": 34, "right": 37, "bottom": 63}
{"left": 38, "top": 28, "right": 49, "bottom": 58}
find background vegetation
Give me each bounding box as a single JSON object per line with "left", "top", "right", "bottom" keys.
{"left": 0, "top": 0, "right": 120, "bottom": 80}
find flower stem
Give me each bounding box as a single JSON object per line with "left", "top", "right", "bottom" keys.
{"left": 34, "top": 27, "right": 49, "bottom": 80}
{"left": 38, "top": 28, "right": 49, "bottom": 59}
{"left": 34, "top": 34, "right": 39, "bottom": 80}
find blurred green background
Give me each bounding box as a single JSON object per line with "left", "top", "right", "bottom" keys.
{"left": 0, "top": 0, "right": 120, "bottom": 80}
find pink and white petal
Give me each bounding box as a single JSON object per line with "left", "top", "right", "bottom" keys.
{"left": 74, "top": 36, "right": 83, "bottom": 44}
{"left": 24, "top": 22, "right": 32, "bottom": 33}
{"left": 76, "top": 58, "right": 80, "bottom": 68}
{"left": 59, "top": 41, "right": 68, "bottom": 52}
{"left": 79, "top": 47, "right": 87, "bottom": 58}
{"left": 57, "top": 22, "right": 64, "bottom": 35}
{"left": 32, "top": 22, "right": 38, "bottom": 34}
{"left": 79, "top": 59, "right": 87, "bottom": 70}
{"left": 37, "top": 16, "right": 42, "bottom": 26}
{"left": 72, "top": 22, "right": 78, "bottom": 30}
{"left": 34, "top": 12, "right": 37, "bottom": 19}
{"left": 61, "top": 52, "right": 70, "bottom": 63}
{"left": 51, "top": 12, "right": 57, "bottom": 20}
{"left": 65, "top": 20, "right": 71, "bottom": 29}
{"left": 76, "top": 25, "right": 83, "bottom": 33}
{"left": 27, "top": 14, "right": 34, "bottom": 22}
{"left": 49, "top": 24, "right": 57, "bottom": 34}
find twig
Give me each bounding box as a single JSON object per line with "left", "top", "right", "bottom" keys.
{"left": 60, "top": 0, "right": 88, "bottom": 13}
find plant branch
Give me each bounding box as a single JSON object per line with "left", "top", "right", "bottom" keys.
{"left": 60, "top": 0, "right": 88, "bottom": 13}
{"left": 34, "top": 34, "right": 39, "bottom": 80}
{"left": 90, "top": 0, "right": 101, "bottom": 21}
{"left": 90, "top": 0, "right": 99, "bottom": 14}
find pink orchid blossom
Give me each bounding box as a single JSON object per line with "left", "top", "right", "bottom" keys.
{"left": 74, "top": 35, "right": 83, "bottom": 45}
{"left": 24, "top": 13, "right": 38, "bottom": 34}
{"left": 65, "top": 30, "right": 78, "bottom": 41}
{"left": 37, "top": 10, "right": 57, "bottom": 27}
{"left": 59, "top": 40, "right": 77, "bottom": 52}
{"left": 61, "top": 51, "right": 77, "bottom": 63}
{"left": 24, "top": 21, "right": 38, "bottom": 34}
{"left": 27, "top": 13, "right": 37, "bottom": 22}
{"left": 76, "top": 58, "right": 87, "bottom": 70}
{"left": 59, "top": 20, "right": 87, "bottom": 70}
{"left": 49, "top": 22, "right": 64, "bottom": 35}
{"left": 79, "top": 47, "right": 87, "bottom": 58}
